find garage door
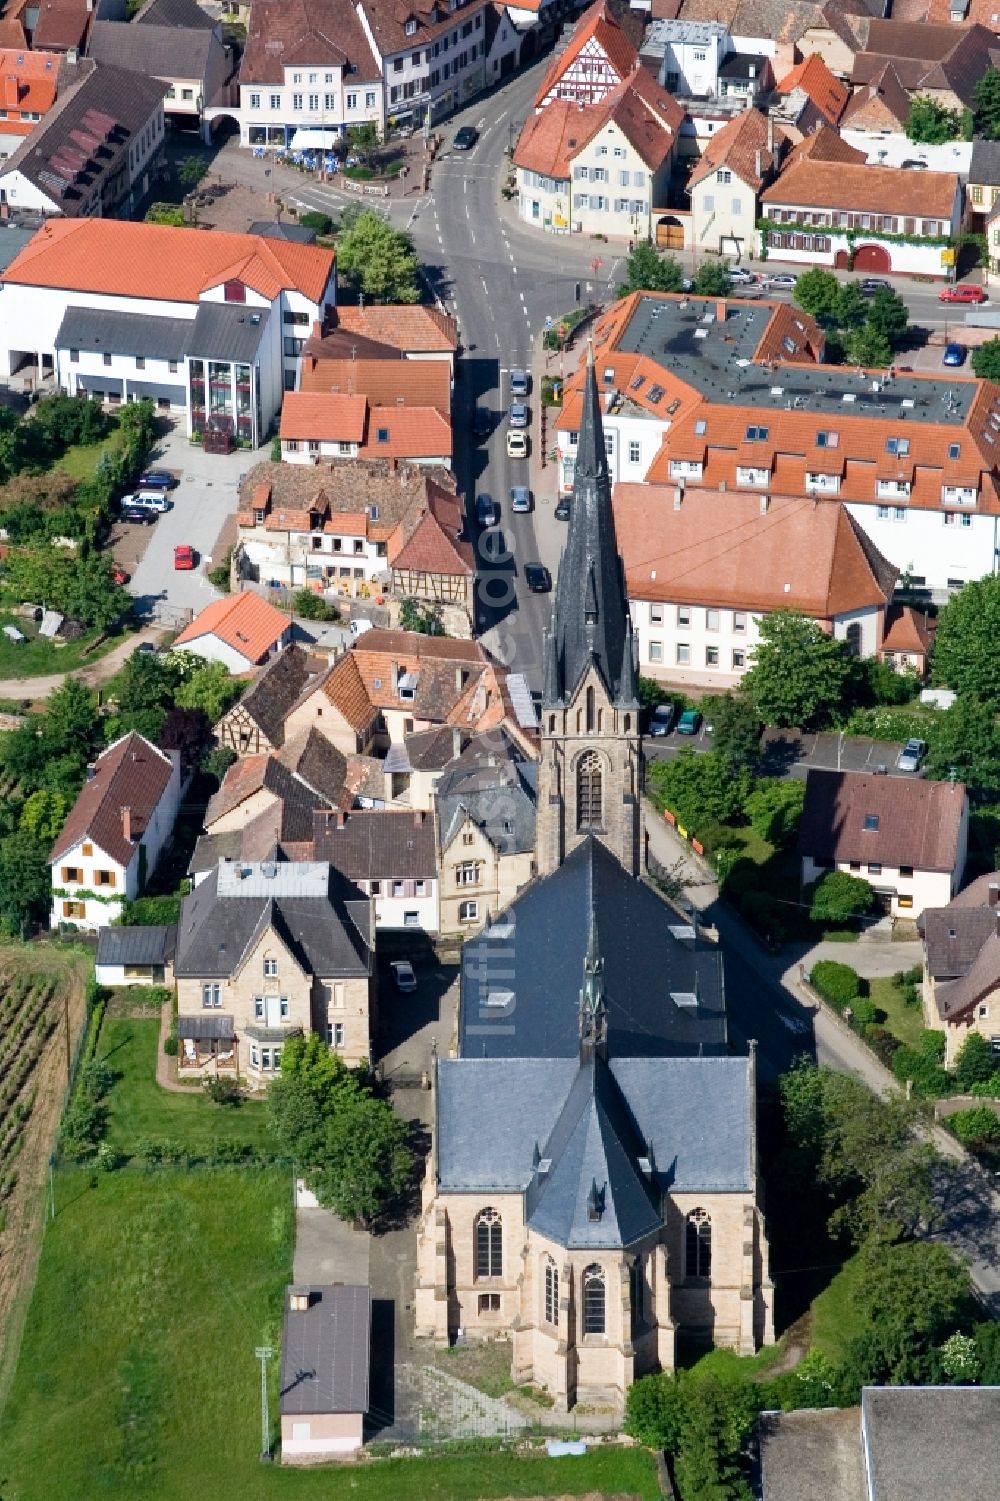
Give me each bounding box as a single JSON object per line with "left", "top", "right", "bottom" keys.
{"left": 853, "top": 244, "right": 892, "bottom": 273}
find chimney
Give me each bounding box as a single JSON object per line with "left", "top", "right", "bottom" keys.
{"left": 760, "top": 495, "right": 769, "bottom": 515}
{"left": 335, "top": 809, "right": 346, "bottom": 829}
{"left": 121, "top": 806, "right": 132, "bottom": 842}
{"left": 716, "top": 299, "right": 727, "bottom": 324}
{"left": 673, "top": 487, "right": 683, "bottom": 510}
{"left": 414, "top": 809, "right": 423, "bottom": 827}
{"left": 312, "top": 319, "right": 322, "bottom": 339}
{"left": 288, "top": 1288, "right": 310, "bottom": 1313}
{"left": 452, "top": 727, "right": 462, "bottom": 758}
{"left": 990, "top": 882, "right": 1000, "bottom": 907}
{"left": 755, "top": 148, "right": 762, "bottom": 180}
{"left": 66, "top": 45, "right": 78, "bottom": 61}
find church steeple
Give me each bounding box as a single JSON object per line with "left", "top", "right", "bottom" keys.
{"left": 543, "top": 341, "right": 638, "bottom": 711}
{"left": 579, "top": 903, "right": 608, "bottom": 1062}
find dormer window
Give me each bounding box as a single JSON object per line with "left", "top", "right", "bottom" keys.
{"left": 224, "top": 279, "right": 246, "bottom": 303}
{"left": 404, "top": 15, "right": 417, "bottom": 32}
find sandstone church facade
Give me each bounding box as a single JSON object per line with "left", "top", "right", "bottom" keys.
{"left": 414, "top": 350, "right": 774, "bottom": 1410}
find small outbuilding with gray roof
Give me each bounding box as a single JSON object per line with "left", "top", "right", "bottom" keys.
{"left": 280, "top": 1284, "right": 370, "bottom": 1461}
{"left": 95, "top": 924, "right": 175, "bottom": 986}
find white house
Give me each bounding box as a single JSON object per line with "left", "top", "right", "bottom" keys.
{"left": 94, "top": 925, "right": 176, "bottom": 986}
{"left": 0, "top": 218, "right": 336, "bottom": 437}
{"left": 612, "top": 486, "right": 898, "bottom": 689}
{"left": 759, "top": 160, "right": 962, "bottom": 279}
{"left": 356, "top": 0, "right": 491, "bottom": 129}
{"left": 49, "top": 733, "right": 182, "bottom": 931}
{"left": 686, "top": 106, "right": 776, "bottom": 258}
{"left": 798, "top": 770, "right": 968, "bottom": 921}
{"left": 172, "top": 592, "right": 293, "bottom": 672}
{"left": 639, "top": 17, "right": 773, "bottom": 103}
{"left": 531, "top": 0, "right": 638, "bottom": 112}
{"left": 312, "top": 807, "right": 440, "bottom": 931}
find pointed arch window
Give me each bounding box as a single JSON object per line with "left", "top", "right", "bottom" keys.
{"left": 475, "top": 1207, "right": 502, "bottom": 1278}
{"left": 543, "top": 1257, "right": 559, "bottom": 1325}
{"left": 583, "top": 1263, "right": 606, "bottom": 1335}
{"left": 576, "top": 750, "right": 603, "bottom": 831}
{"left": 586, "top": 684, "right": 595, "bottom": 732}
{"left": 686, "top": 1208, "right": 712, "bottom": 1280}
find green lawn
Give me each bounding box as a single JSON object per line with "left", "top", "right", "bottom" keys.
{"left": 809, "top": 1252, "right": 865, "bottom": 1367}
{"left": 97, "top": 1018, "right": 277, "bottom": 1156}
{"left": 0, "top": 618, "right": 126, "bottom": 680}
{"left": 0, "top": 1165, "right": 659, "bottom": 1501}
{"left": 868, "top": 975, "right": 925, "bottom": 1051}
{"left": 52, "top": 426, "right": 125, "bottom": 481}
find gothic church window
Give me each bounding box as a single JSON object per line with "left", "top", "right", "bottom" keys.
{"left": 543, "top": 1257, "right": 559, "bottom": 1324}
{"left": 475, "top": 1207, "right": 502, "bottom": 1277}
{"left": 686, "top": 1208, "right": 712, "bottom": 1280}
{"left": 576, "top": 750, "right": 603, "bottom": 830}
{"left": 583, "top": 1263, "right": 606, "bottom": 1334}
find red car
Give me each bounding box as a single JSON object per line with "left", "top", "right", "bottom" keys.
{"left": 939, "top": 284, "right": 987, "bottom": 304}
{"left": 174, "top": 544, "right": 197, "bottom": 570}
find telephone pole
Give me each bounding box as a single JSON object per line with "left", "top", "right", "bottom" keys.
{"left": 255, "top": 1345, "right": 273, "bottom": 1461}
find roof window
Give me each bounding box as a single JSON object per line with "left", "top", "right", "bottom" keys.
{"left": 745, "top": 424, "right": 769, "bottom": 442}
{"left": 647, "top": 383, "right": 665, "bottom": 402}
{"left": 885, "top": 436, "right": 909, "bottom": 456}
{"left": 376, "top": 427, "right": 389, "bottom": 443}
{"left": 948, "top": 443, "right": 961, "bottom": 460}
{"left": 863, "top": 813, "right": 879, "bottom": 832}
{"left": 816, "top": 430, "right": 838, "bottom": 448}
{"left": 629, "top": 373, "right": 646, "bottom": 391}
{"left": 694, "top": 418, "right": 707, "bottom": 435}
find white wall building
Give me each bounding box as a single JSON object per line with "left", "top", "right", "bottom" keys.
{"left": 49, "top": 734, "right": 182, "bottom": 931}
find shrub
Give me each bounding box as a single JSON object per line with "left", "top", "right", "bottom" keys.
{"left": 810, "top": 959, "right": 863, "bottom": 1009}
{"left": 95, "top": 1141, "right": 122, "bottom": 1172}
{"left": 744, "top": 779, "right": 805, "bottom": 846}
{"left": 299, "top": 210, "right": 333, "bottom": 235}
{"left": 892, "top": 1044, "right": 951, "bottom": 1097}
{"left": 865, "top": 1025, "right": 903, "bottom": 1067}
{"left": 851, "top": 998, "right": 879, "bottom": 1027}
{"left": 162, "top": 1034, "right": 178, "bottom": 1057}
{"left": 954, "top": 1032, "right": 998, "bottom": 1090}
{"left": 808, "top": 870, "right": 876, "bottom": 926}
{"left": 950, "top": 1105, "right": 1000, "bottom": 1147}
{"left": 292, "top": 587, "right": 338, "bottom": 621}
{"left": 134, "top": 1136, "right": 165, "bottom": 1166}
{"left": 213, "top": 1138, "right": 252, "bottom": 1165}
{"left": 971, "top": 1076, "right": 1000, "bottom": 1098}
{"left": 207, "top": 548, "right": 232, "bottom": 593}
{"left": 203, "top": 1076, "right": 242, "bottom": 1107}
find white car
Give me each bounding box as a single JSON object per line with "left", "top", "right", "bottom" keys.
{"left": 350, "top": 617, "right": 374, "bottom": 637}
{"left": 391, "top": 960, "right": 417, "bottom": 993}
{"left": 728, "top": 266, "right": 757, "bottom": 285}
{"left": 766, "top": 273, "right": 798, "bottom": 291}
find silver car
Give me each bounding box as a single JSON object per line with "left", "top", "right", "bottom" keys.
{"left": 510, "top": 368, "right": 529, "bottom": 398}
{"left": 510, "top": 486, "right": 531, "bottom": 513}
{"left": 509, "top": 401, "right": 529, "bottom": 428}
{"left": 895, "top": 738, "right": 928, "bottom": 774}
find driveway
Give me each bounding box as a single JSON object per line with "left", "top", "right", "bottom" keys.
{"left": 126, "top": 421, "right": 261, "bottom": 617}
{"left": 375, "top": 952, "right": 460, "bottom": 1082}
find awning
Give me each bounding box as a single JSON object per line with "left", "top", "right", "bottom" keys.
{"left": 289, "top": 128, "right": 342, "bottom": 151}
{"left": 76, "top": 373, "right": 123, "bottom": 396}
{"left": 178, "top": 1015, "right": 234, "bottom": 1041}
{"left": 127, "top": 380, "right": 186, "bottom": 404}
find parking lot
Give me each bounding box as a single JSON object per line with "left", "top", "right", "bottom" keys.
{"left": 121, "top": 420, "right": 259, "bottom": 617}
{"left": 645, "top": 724, "right": 914, "bottom": 779}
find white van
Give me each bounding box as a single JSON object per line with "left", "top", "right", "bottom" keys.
{"left": 121, "top": 491, "right": 171, "bottom": 514}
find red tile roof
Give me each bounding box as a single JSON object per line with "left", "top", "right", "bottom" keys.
{"left": 776, "top": 52, "right": 848, "bottom": 124}
{"left": 280, "top": 391, "right": 368, "bottom": 442}
{"left": 612, "top": 485, "right": 896, "bottom": 616}
{"left": 241, "top": 0, "right": 381, "bottom": 85}
{"left": 330, "top": 304, "right": 457, "bottom": 353}
{"left": 783, "top": 125, "right": 867, "bottom": 169}
{"left": 688, "top": 107, "right": 776, "bottom": 190}
{"left": 359, "top": 406, "right": 452, "bottom": 460}
{"left": 798, "top": 769, "right": 966, "bottom": 873}
{"left": 0, "top": 47, "right": 59, "bottom": 126}
{"left": 174, "top": 592, "right": 290, "bottom": 665}
{"left": 300, "top": 355, "right": 451, "bottom": 416}
{"left": 881, "top": 603, "right": 933, "bottom": 654}
{"left": 390, "top": 485, "right": 474, "bottom": 576}
{"left": 49, "top": 732, "right": 175, "bottom": 866}
{"left": 763, "top": 158, "right": 959, "bottom": 218}
{"left": 4, "top": 218, "right": 334, "bottom": 304}
{"left": 516, "top": 66, "right": 682, "bottom": 179}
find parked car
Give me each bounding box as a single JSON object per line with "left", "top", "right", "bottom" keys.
{"left": 350, "top": 617, "right": 374, "bottom": 637}
{"left": 474, "top": 406, "right": 492, "bottom": 438}
{"left": 509, "top": 368, "right": 529, "bottom": 398}
{"left": 506, "top": 430, "right": 528, "bottom": 459}
{"left": 476, "top": 492, "right": 499, "bottom": 527}
{"left": 555, "top": 496, "right": 571, "bottom": 520}
{"left": 508, "top": 401, "right": 529, "bottom": 428}
{"left": 861, "top": 278, "right": 892, "bottom": 295}
{"left": 765, "top": 273, "right": 798, "bottom": 290}
{"left": 120, "top": 506, "right": 155, "bottom": 525}
{"left": 676, "top": 708, "right": 703, "bottom": 735}
{"left": 939, "top": 284, "right": 987, "bottom": 304}
{"left": 174, "top": 544, "right": 197, "bottom": 570}
{"left": 942, "top": 342, "right": 966, "bottom": 367}
{"left": 136, "top": 641, "right": 158, "bottom": 655}
{"left": 895, "top": 738, "right": 928, "bottom": 773}
{"left": 648, "top": 703, "right": 675, "bottom": 737}
{"left": 391, "top": 959, "right": 418, "bottom": 992}
{"left": 138, "top": 469, "right": 175, "bottom": 490}
{"left": 524, "top": 562, "right": 551, "bottom": 592}
{"left": 900, "top": 158, "right": 927, "bottom": 170}
{"left": 510, "top": 485, "right": 531, "bottom": 513}
{"left": 453, "top": 125, "right": 478, "bottom": 151}
{"left": 728, "top": 266, "right": 757, "bottom": 284}
{"left": 122, "top": 491, "right": 171, "bottom": 514}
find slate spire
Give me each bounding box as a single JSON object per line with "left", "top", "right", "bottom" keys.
{"left": 579, "top": 901, "right": 608, "bottom": 1060}
{"left": 542, "top": 340, "right": 638, "bottom": 709}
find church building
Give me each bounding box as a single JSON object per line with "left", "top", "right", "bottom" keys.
{"left": 414, "top": 348, "right": 774, "bottom": 1409}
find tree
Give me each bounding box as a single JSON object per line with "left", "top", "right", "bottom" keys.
{"left": 808, "top": 869, "right": 876, "bottom": 925}
{"left": 158, "top": 706, "right": 210, "bottom": 769}
{"left": 975, "top": 67, "right": 1000, "bottom": 139}
{"left": 693, "top": 261, "right": 732, "bottom": 296}
{"left": 972, "top": 338, "right": 1000, "bottom": 381}
{"left": 346, "top": 122, "right": 380, "bottom": 166}
{"left": 174, "top": 659, "right": 242, "bottom": 723}
{"left": 335, "top": 211, "right": 419, "bottom": 303}
{"left": 938, "top": 1331, "right": 981, "bottom": 1383}
{"left": 673, "top": 1372, "right": 759, "bottom": 1501}
{"left": 744, "top": 778, "right": 805, "bottom": 846}
{"left": 647, "top": 748, "right": 750, "bottom": 831}
{"left": 924, "top": 696, "right": 1000, "bottom": 800}
{"left": 933, "top": 575, "right": 1000, "bottom": 703}
{"left": 710, "top": 693, "right": 761, "bottom": 775}
{"left": 846, "top": 323, "right": 893, "bottom": 369}
{"left": 308, "top": 1084, "right": 412, "bottom": 1225}
{"left": 398, "top": 597, "right": 443, "bottom": 634}
{"left": 793, "top": 268, "right": 842, "bottom": 323}
{"left": 834, "top": 281, "right": 869, "bottom": 333}
{"left": 905, "top": 94, "right": 960, "bottom": 144}
{"left": 954, "top": 1032, "right": 998, "bottom": 1090}
{"left": 624, "top": 1371, "right": 686, "bottom": 1452}
{"left": 848, "top": 1240, "right": 974, "bottom": 1384}
{"left": 103, "top": 651, "right": 179, "bottom": 743}
{"left": 950, "top": 1105, "right": 1000, "bottom": 1147}
{"left": 0, "top": 826, "right": 51, "bottom": 934}
{"left": 292, "top": 587, "right": 337, "bottom": 621}
{"left": 18, "top": 789, "right": 69, "bottom": 845}
{"left": 742, "top": 610, "right": 849, "bottom": 730}
{"left": 618, "top": 244, "right": 684, "bottom": 296}
{"left": 177, "top": 155, "right": 209, "bottom": 188}
{"left": 865, "top": 288, "right": 909, "bottom": 349}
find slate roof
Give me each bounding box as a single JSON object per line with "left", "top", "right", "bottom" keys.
{"left": 459, "top": 837, "right": 726, "bottom": 1059}
{"left": 970, "top": 137, "right": 1000, "bottom": 184}
{"left": 280, "top": 1285, "right": 370, "bottom": 1417}
{"left": 392, "top": 725, "right": 464, "bottom": 771}
{"left": 95, "top": 924, "right": 176, "bottom": 967}
{"left": 839, "top": 61, "right": 910, "bottom": 131}
{"left": 0, "top": 59, "right": 167, "bottom": 214}
{"left": 277, "top": 727, "right": 347, "bottom": 805}
{"left": 87, "top": 17, "right": 220, "bottom": 81}
{"left": 50, "top": 732, "right": 175, "bottom": 866}
{"left": 223, "top": 643, "right": 328, "bottom": 750}
{"left": 798, "top": 770, "right": 967, "bottom": 874}
{"left": 543, "top": 348, "right": 638, "bottom": 710}
{"left": 436, "top": 1053, "right": 753, "bottom": 1245}
{"left": 247, "top": 220, "right": 317, "bottom": 244}
{"left": 436, "top": 731, "right": 537, "bottom": 856}
{"left": 173, "top": 860, "right": 372, "bottom": 979}
{"left": 54, "top": 304, "right": 191, "bottom": 363}
{"left": 135, "top": 0, "right": 217, "bottom": 28}
{"left": 187, "top": 301, "right": 271, "bottom": 362}
{"left": 312, "top": 807, "right": 437, "bottom": 879}
{"left": 861, "top": 1385, "right": 1000, "bottom": 1501}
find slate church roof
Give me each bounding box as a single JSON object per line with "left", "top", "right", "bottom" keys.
{"left": 460, "top": 836, "right": 726, "bottom": 1059}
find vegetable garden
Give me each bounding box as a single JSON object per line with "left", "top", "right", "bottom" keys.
{"left": 0, "top": 970, "right": 59, "bottom": 1222}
